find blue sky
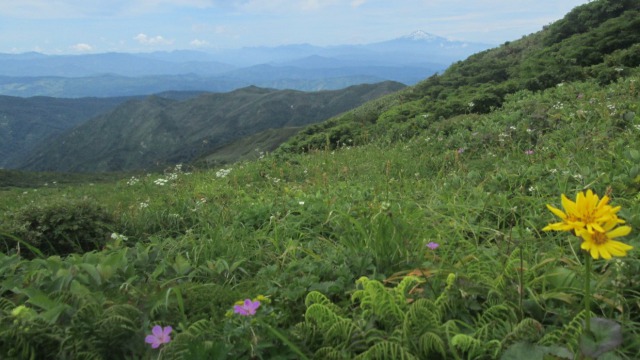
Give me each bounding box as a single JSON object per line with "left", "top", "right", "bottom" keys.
{"left": 0, "top": 0, "right": 590, "bottom": 54}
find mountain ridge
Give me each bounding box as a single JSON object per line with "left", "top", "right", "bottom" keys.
{"left": 18, "top": 82, "right": 406, "bottom": 172}
{"left": 0, "top": 31, "right": 490, "bottom": 97}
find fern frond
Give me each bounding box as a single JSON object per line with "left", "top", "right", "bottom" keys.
{"left": 293, "top": 321, "right": 320, "bottom": 345}
{"left": 450, "top": 334, "right": 488, "bottom": 360}
{"left": 0, "top": 297, "right": 15, "bottom": 311}
{"left": 183, "top": 318, "right": 214, "bottom": 339}
{"left": 353, "top": 340, "right": 418, "bottom": 360}
{"left": 314, "top": 346, "right": 352, "bottom": 360}
{"left": 494, "top": 248, "right": 524, "bottom": 293}
{"left": 305, "top": 303, "right": 345, "bottom": 331}
{"left": 305, "top": 290, "right": 342, "bottom": 313}
{"left": 474, "top": 304, "right": 518, "bottom": 340}
{"left": 352, "top": 276, "right": 405, "bottom": 329}
{"left": 325, "top": 318, "right": 359, "bottom": 347}
{"left": 502, "top": 317, "right": 544, "bottom": 345}
{"left": 434, "top": 273, "right": 457, "bottom": 317}
{"left": 393, "top": 275, "right": 422, "bottom": 300}
{"left": 417, "top": 331, "right": 447, "bottom": 358}
{"left": 403, "top": 298, "right": 440, "bottom": 334}
{"left": 539, "top": 309, "right": 591, "bottom": 352}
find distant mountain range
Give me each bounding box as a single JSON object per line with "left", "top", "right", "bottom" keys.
{"left": 0, "top": 31, "right": 492, "bottom": 97}
{"left": 17, "top": 82, "right": 406, "bottom": 172}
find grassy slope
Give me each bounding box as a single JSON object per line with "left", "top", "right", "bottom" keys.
{"left": 1, "top": 69, "right": 639, "bottom": 359}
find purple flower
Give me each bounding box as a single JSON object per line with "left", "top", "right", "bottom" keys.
{"left": 426, "top": 242, "right": 439, "bottom": 250}
{"left": 145, "top": 325, "right": 172, "bottom": 349}
{"left": 524, "top": 150, "right": 534, "bottom": 155}
{"left": 234, "top": 299, "right": 261, "bottom": 316}
{"left": 457, "top": 148, "right": 465, "bottom": 154}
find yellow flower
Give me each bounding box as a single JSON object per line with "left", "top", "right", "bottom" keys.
{"left": 577, "top": 220, "right": 633, "bottom": 260}
{"left": 543, "top": 190, "right": 622, "bottom": 233}
{"left": 254, "top": 294, "right": 270, "bottom": 304}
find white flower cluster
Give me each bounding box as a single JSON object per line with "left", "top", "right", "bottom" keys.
{"left": 264, "top": 174, "right": 281, "bottom": 183}
{"left": 110, "top": 232, "right": 128, "bottom": 242}
{"left": 154, "top": 178, "right": 169, "bottom": 186}
{"left": 216, "top": 168, "right": 232, "bottom": 178}
{"left": 127, "top": 176, "right": 140, "bottom": 186}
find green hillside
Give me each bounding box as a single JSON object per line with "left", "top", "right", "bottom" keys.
{"left": 0, "top": 95, "right": 133, "bottom": 168}
{"left": 194, "top": 126, "right": 305, "bottom": 167}
{"left": 280, "top": 0, "right": 640, "bottom": 152}
{"left": 20, "top": 81, "right": 405, "bottom": 173}
{"left": 0, "top": 1, "right": 639, "bottom": 359}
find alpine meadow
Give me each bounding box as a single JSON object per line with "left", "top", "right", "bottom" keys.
{"left": 1, "top": 1, "right": 640, "bottom": 359}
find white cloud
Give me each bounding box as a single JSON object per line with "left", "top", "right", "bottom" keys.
{"left": 70, "top": 43, "right": 94, "bottom": 52}
{"left": 133, "top": 33, "right": 173, "bottom": 45}
{"left": 190, "top": 39, "right": 209, "bottom": 47}
{"left": 351, "top": 0, "right": 366, "bottom": 7}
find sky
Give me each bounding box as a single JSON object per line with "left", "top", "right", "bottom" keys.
{"left": 0, "top": 0, "right": 591, "bottom": 54}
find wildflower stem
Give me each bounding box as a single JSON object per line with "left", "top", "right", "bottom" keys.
{"left": 584, "top": 251, "right": 592, "bottom": 333}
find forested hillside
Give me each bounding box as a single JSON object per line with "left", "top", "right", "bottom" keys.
{"left": 19, "top": 81, "right": 405, "bottom": 172}
{"left": 0, "top": 95, "right": 133, "bottom": 168}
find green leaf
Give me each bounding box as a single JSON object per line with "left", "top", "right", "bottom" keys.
{"left": 40, "top": 303, "right": 68, "bottom": 324}
{"left": 22, "top": 288, "right": 56, "bottom": 311}
{"left": 69, "top": 279, "right": 92, "bottom": 297}
{"left": 625, "top": 149, "right": 640, "bottom": 161}
{"left": 622, "top": 111, "right": 635, "bottom": 122}
{"left": 579, "top": 317, "right": 623, "bottom": 358}
{"left": 78, "top": 263, "right": 102, "bottom": 286}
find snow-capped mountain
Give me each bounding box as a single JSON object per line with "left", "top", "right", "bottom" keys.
{"left": 400, "top": 30, "right": 442, "bottom": 41}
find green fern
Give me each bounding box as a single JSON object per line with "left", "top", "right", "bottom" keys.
{"left": 502, "top": 317, "right": 544, "bottom": 345}
{"left": 305, "top": 303, "right": 349, "bottom": 331}
{"left": 314, "top": 346, "right": 352, "bottom": 360}
{"left": 434, "top": 273, "right": 457, "bottom": 318}
{"left": 474, "top": 304, "right": 518, "bottom": 341}
{"left": 305, "top": 290, "right": 343, "bottom": 313}
{"left": 352, "top": 276, "right": 414, "bottom": 330}
{"left": 0, "top": 298, "right": 15, "bottom": 312}
{"left": 417, "top": 332, "right": 447, "bottom": 359}
{"left": 450, "top": 334, "right": 501, "bottom": 360}
{"left": 403, "top": 298, "right": 446, "bottom": 357}
{"left": 539, "top": 309, "right": 592, "bottom": 352}
{"left": 353, "top": 341, "right": 418, "bottom": 360}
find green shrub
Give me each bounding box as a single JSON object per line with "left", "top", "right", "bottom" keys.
{"left": 2, "top": 197, "right": 115, "bottom": 257}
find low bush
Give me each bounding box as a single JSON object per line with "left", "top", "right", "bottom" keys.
{"left": 2, "top": 197, "right": 115, "bottom": 257}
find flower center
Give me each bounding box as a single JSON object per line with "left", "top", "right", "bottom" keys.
{"left": 592, "top": 231, "right": 608, "bottom": 245}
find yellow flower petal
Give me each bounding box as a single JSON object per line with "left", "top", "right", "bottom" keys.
{"left": 607, "top": 225, "right": 632, "bottom": 239}
{"left": 546, "top": 204, "right": 567, "bottom": 220}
